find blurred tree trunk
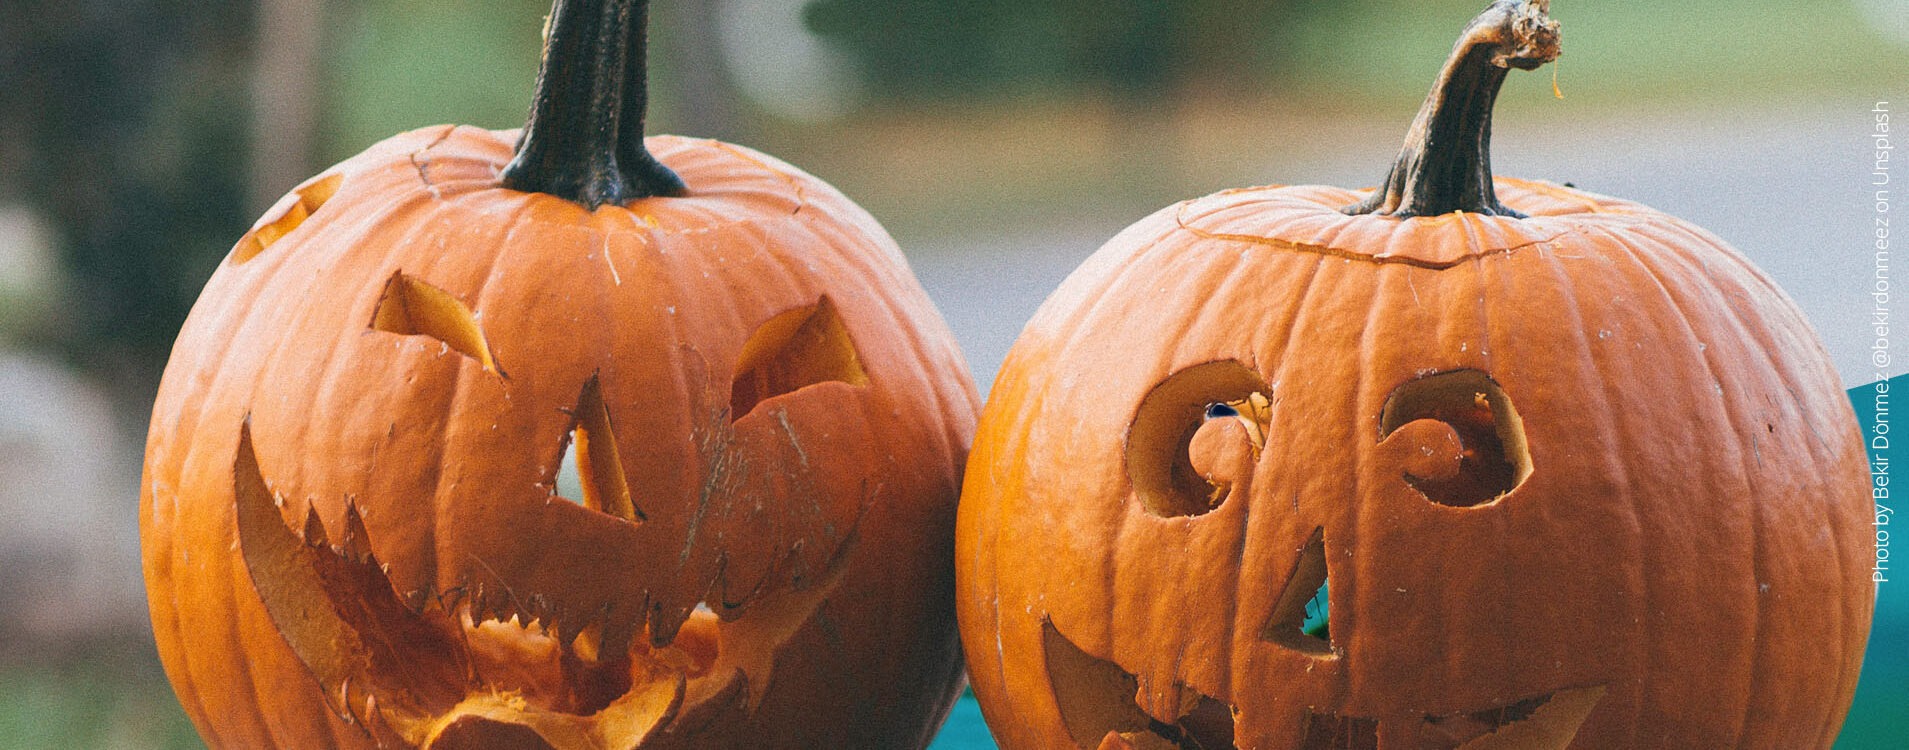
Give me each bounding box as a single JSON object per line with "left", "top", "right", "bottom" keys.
{"left": 0, "top": 0, "right": 254, "bottom": 405}
{"left": 252, "top": 0, "right": 326, "bottom": 213}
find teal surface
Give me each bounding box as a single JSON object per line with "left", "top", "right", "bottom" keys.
{"left": 1837, "top": 375, "right": 1907, "bottom": 749}
{"left": 930, "top": 378, "right": 1909, "bottom": 748}
{"left": 930, "top": 694, "right": 996, "bottom": 749}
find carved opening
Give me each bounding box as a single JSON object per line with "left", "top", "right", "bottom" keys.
{"left": 1379, "top": 369, "right": 1531, "bottom": 508}
{"left": 233, "top": 421, "right": 698, "bottom": 743}
{"left": 1176, "top": 697, "right": 1237, "bottom": 750}
{"left": 730, "top": 297, "right": 868, "bottom": 421}
{"left": 1436, "top": 686, "right": 1607, "bottom": 750}
{"left": 231, "top": 172, "right": 344, "bottom": 264}
{"left": 552, "top": 377, "right": 641, "bottom": 523}
{"left": 1044, "top": 621, "right": 1238, "bottom": 750}
{"left": 1300, "top": 713, "right": 1379, "bottom": 750}
{"left": 1301, "top": 581, "right": 1330, "bottom": 643}
{"left": 1298, "top": 686, "right": 1607, "bottom": 750}
{"left": 369, "top": 271, "right": 501, "bottom": 375}
{"left": 1261, "top": 528, "right": 1334, "bottom": 657}
{"left": 233, "top": 421, "right": 469, "bottom": 722}
{"left": 1127, "top": 361, "right": 1270, "bottom": 518}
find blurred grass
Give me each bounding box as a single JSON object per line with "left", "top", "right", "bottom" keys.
{"left": 1278, "top": 0, "right": 1906, "bottom": 105}
{"left": 0, "top": 650, "right": 199, "bottom": 750}
{"left": 317, "top": 0, "right": 1909, "bottom": 242}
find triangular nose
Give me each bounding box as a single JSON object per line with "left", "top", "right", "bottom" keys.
{"left": 1261, "top": 526, "right": 1334, "bottom": 657}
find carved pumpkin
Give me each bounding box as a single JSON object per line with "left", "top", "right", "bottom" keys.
{"left": 955, "top": 2, "right": 1874, "bottom": 748}
{"left": 141, "top": 2, "right": 977, "bottom": 747}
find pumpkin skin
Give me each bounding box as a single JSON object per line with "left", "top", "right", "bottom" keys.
{"left": 957, "top": 176, "right": 1875, "bottom": 750}
{"left": 954, "top": 4, "right": 1873, "bottom": 748}
{"left": 141, "top": 124, "right": 978, "bottom": 748}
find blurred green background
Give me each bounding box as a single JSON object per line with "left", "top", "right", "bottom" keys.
{"left": 0, "top": 0, "right": 1903, "bottom": 746}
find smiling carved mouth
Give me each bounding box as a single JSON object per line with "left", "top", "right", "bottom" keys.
{"left": 1046, "top": 614, "right": 1605, "bottom": 750}
{"left": 1042, "top": 525, "right": 1604, "bottom": 750}
{"left": 233, "top": 422, "right": 738, "bottom": 749}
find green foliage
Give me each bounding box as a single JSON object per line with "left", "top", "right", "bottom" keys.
{"left": 803, "top": 0, "right": 1290, "bottom": 99}
{"left": 0, "top": 0, "right": 253, "bottom": 378}
{"left": 324, "top": 0, "right": 547, "bottom": 162}
{"left": 1273, "top": 0, "right": 1909, "bottom": 104}
{"left": 0, "top": 661, "right": 202, "bottom": 750}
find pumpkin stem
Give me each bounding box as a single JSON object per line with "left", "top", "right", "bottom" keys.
{"left": 501, "top": 0, "right": 686, "bottom": 207}
{"left": 1344, "top": 0, "right": 1560, "bottom": 219}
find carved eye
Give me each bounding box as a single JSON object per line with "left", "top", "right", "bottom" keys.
{"left": 368, "top": 271, "right": 501, "bottom": 375}
{"left": 552, "top": 376, "right": 641, "bottom": 523}
{"left": 1378, "top": 369, "right": 1532, "bottom": 508}
{"left": 232, "top": 173, "right": 343, "bottom": 264}
{"left": 1126, "top": 360, "right": 1270, "bottom": 518}
{"left": 729, "top": 296, "right": 868, "bottom": 421}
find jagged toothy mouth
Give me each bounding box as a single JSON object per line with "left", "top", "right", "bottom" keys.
{"left": 229, "top": 281, "right": 878, "bottom": 747}
{"left": 233, "top": 423, "right": 725, "bottom": 749}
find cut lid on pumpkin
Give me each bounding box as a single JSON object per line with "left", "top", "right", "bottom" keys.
{"left": 1172, "top": 178, "right": 1658, "bottom": 268}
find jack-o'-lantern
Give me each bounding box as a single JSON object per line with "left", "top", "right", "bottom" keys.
{"left": 141, "top": 1, "right": 977, "bottom": 747}
{"left": 954, "top": 2, "right": 1874, "bottom": 748}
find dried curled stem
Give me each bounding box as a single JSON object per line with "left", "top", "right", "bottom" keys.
{"left": 1346, "top": 0, "right": 1562, "bottom": 219}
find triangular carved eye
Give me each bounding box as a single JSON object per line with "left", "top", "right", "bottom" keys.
{"left": 369, "top": 271, "right": 501, "bottom": 375}
{"left": 729, "top": 297, "right": 868, "bottom": 421}
{"left": 555, "top": 376, "right": 642, "bottom": 523}
{"left": 232, "top": 173, "right": 343, "bottom": 264}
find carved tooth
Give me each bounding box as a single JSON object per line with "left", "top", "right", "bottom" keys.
{"left": 548, "top": 607, "right": 576, "bottom": 647}
{"left": 436, "top": 586, "right": 467, "bottom": 616}
{"left": 525, "top": 594, "right": 547, "bottom": 628}
{"left": 599, "top": 614, "right": 637, "bottom": 662}
{"left": 573, "top": 621, "right": 604, "bottom": 663}
{"left": 340, "top": 503, "right": 373, "bottom": 562}
{"left": 302, "top": 507, "right": 329, "bottom": 547}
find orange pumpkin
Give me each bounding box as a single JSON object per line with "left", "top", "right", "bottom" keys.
{"left": 955, "top": 2, "right": 1873, "bottom": 748}
{"left": 141, "top": 1, "right": 977, "bottom": 747}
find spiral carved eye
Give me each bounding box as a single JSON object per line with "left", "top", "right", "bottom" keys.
{"left": 1378, "top": 369, "right": 1532, "bottom": 508}
{"left": 1125, "top": 360, "right": 1271, "bottom": 518}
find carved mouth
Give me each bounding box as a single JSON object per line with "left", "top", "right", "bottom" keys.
{"left": 233, "top": 423, "right": 747, "bottom": 749}
{"left": 1300, "top": 685, "right": 1607, "bottom": 750}
{"left": 1043, "top": 620, "right": 1236, "bottom": 750}
{"left": 1043, "top": 615, "right": 1604, "bottom": 750}
{"left": 225, "top": 291, "right": 878, "bottom": 747}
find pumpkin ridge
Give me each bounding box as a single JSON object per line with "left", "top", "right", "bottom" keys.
{"left": 1530, "top": 236, "right": 1651, "bottom": 747}
{"left": 1594, "top": 221, "right": 1849, "bottom": 747}
{"left": 151, "top": 292, "right": 295, "bottom": 742}
{"left": 417, "top": 195, "right": 548, "bottom": 605}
